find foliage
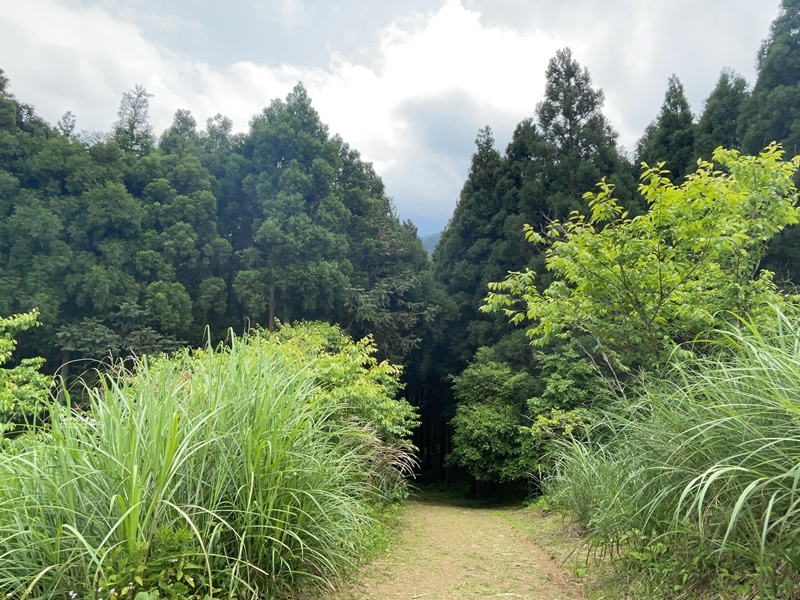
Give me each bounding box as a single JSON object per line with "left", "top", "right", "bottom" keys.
{"left": 483, "top": 144, "right": 800, "bottom": 370}
{"left": 547, "top": 308, "right": 800, "bottom": 598}
{"left": 0, "top": 322, "right": 415, "bottom": 599}
{"left": 446, "top": 340, "right": 613, "bottom": 488}
{"left": 269, "top": 321, "right": 419, "bottom": 446}
{"left": 432, "top": 49, "right": 638, "bottom": 371}
{"left": 738, "top": 0, "right": 800, "bottom": 288}
{"left": 427, "top": 49, "right": 637, "bottom": 475}
{"left": 0, "top": 310, "right": 51, "bottom": 430}
{"left": 739, "top": 0, "right": 800, "bottom": 156}
{"left": 446, "top": 348, "right": 537, "bottom": 484}
{"left": 526, "top": 343, "right": 614, "bottom": 415}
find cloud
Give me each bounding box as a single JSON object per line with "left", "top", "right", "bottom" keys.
{"left": 254, "top": 0, "right": 309, "bottom": 29}
{"left": 0, "top": 0, "right": 782, "bottom": 233}
{"left": 463, "top": 0, "right": 780, "bottom": 149}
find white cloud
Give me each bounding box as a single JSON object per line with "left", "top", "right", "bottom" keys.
{"left": 0, "top": 0, "right": 781, "bottom": 232}
{"left": 254, "top": 0, "right": 309, "bottom": 29}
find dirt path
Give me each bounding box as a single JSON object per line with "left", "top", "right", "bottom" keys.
{"left": 329, "top": 497, "right": 585, "bottom": 600}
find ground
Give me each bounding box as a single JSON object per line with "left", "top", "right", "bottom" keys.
{"left": 326, "top": 494, "right": 586, "bottom": 600}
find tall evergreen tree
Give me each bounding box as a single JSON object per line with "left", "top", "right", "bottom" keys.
{"left": 433, "top": 127, "right": 506, "bottom": 364}
{"left": 736, "top": 1, "right": 800, "bottom": 285}
{"left": 739, "top": 0, "right": 800, "bottom": 154}
{"left": 426, "top": 49, "right": 637, "bottom": 482}
{"left": 694, "top": 69, "right": 749, "bottom": 159}
{"left": 532, "top": 48, "right": 635, "bottom": 222}
{"left": 237, "top": 83, "right": 350, "bottom": 329}
{"left": 113, "top": 85, "right": 155, "bottom": 158}
{"left": 637, "top": 75, "right": 696, "bottom": 180}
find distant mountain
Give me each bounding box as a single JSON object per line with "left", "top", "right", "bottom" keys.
{"left": 420, "top": 232, "right": 441, "bottom": 256}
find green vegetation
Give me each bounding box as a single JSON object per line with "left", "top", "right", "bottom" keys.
{"left": 5, "top": 1, "right": 800, "bottom": 597}
{"left": 548, "top": 310, "right": 800, "bottom": 597}
{"left": 428, "top": 3, "right": 800, "bottom": 593}
{"left": 0, "top": 322, "right": 414, "bottom": 599}
{"left": 0, "top": 73, "right": 437, "bottom": 372}
{"left": 483, "top": 144, "right": 800, "bottom": 370}
{"left": 0, "top": 310, "right": 51, "bottom": 431}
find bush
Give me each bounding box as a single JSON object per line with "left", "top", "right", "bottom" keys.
{"left": 0, "top": 323, "right": 415, "bottom": 599}
{"left": 0, "top": 310, "right": 52, "bottom": 432}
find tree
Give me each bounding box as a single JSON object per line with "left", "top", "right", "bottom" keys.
{"left": 114, "top": 84, "right": 155, "bottom": 157}
{"left": 637, "top": 75, "right": 696, "bottom": 181}
{"left": 239, "top": 84, "right": 350, "bottom": 328}
{"left": 159, "top": 109, "right": 200, "bottom": 156}
{"left": 433, "top": 127, "right": 506, "bottom": 365}
{"left": 483, "top": 145, "right": 800, "bottom": 370}
{"left": 446, "top": 347, "right": 537, "bottom": 486}
{"left": 694, "top": 69, "right": 749, "bottom": 159}
{"left": 739, "top": 0, "right": 800, "bottom": 155}
{"left": 425, "top": 50, "right": 636, "bottom": 481}
{"left": 533, "top": 48, "right": 635, "bottom": 221}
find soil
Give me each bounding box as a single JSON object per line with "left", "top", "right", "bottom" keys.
{"left": 326, "top": 495, "right": 586, "bottom": 600}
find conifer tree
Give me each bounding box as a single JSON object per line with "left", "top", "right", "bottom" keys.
{"left": 739, "top": 0, "right": 800, "bottom": 154}
{"left": 637, "top": 75, "right": 696, "bottom": 180}
{"left": 738, "top": 0, "right": 800, "bottom": 285}
{"left": 694, "top": 69, "right": 749, "bottom": 159}
{"left": 113, "top": 85, "right": 155, "bottom": 158}
{"left": 532, "top": 48, "right": 634, "bottom": 221}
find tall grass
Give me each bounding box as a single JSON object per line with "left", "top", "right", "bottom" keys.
{"left": 548, "top": 310, "right": 800, "bottom": 597}
{"left": 0, "top": 328, "right": 413, "bottom": 599}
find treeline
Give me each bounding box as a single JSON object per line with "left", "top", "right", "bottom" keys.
{"left": 0, "top": 75, "right": 439, "bottom": 379}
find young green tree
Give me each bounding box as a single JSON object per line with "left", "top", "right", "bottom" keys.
{"left": 447, "top": 347, "right": 537, "bottom": 486}
{"left": 0, "top": 310, "right": 52, "bottom": 430}
{"left": 737, "top": 0, "right": 800, "bottom": 287}
{"left": 483, "top": 144, "right": 800, "bottom": 370}
{"left": 114, "top": 84, "right": 155, "bottom": 158}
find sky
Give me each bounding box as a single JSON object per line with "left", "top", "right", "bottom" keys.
{"left": 0, "top": 0, "right": 782, "bottom": 234}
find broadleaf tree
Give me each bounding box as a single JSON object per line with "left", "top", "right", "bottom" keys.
{"left": 483, "top": 144, "right": 800, "bottom": 370}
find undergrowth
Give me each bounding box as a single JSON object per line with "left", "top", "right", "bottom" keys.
{"left": 548, "top": 310, "right": 800, "bottom": 598}
{"left": 0, "top": 323, "right": 416, "bottom": 599}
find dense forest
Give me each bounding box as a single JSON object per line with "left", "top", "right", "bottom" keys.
{"left": 3, "top": 0, "right": 800, "bottom": 597}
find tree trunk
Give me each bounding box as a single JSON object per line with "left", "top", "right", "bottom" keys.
{"left": 268, "top": 285, "right": 276, "bottom": 332}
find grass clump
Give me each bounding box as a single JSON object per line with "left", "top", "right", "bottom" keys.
{"left": 0, "top": 322, "right": 416, "bottom": 599}
{"left": 548, "top": 310, "right": 800, "bottom": 598}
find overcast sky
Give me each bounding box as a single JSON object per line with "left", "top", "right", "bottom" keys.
{"left": 0, "top": 0, "right": 781, "bottom": 234}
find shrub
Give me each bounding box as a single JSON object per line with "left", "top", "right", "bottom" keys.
{"left": 0, "top": 310, "right": 52, "bottom": 432}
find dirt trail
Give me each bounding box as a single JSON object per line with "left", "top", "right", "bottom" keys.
{"left": 329, "top": 498, "right": 585, "bottom": 600}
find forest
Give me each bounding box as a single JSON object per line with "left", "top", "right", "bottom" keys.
{"left": 2, "top": 0, "right": 800, "bottom": 598}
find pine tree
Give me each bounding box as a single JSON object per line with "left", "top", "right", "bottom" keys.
{"left": 694, "top": 69, "right": 749, "bottom": 159}
{"left": 739, "top": 0, "right": 800, "bottom": 154}
{"left": 637, "top": 75, "right": 696, "bottom": 181}
{"left": 532, "top": 48, "right": 635, "bottom": 222}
